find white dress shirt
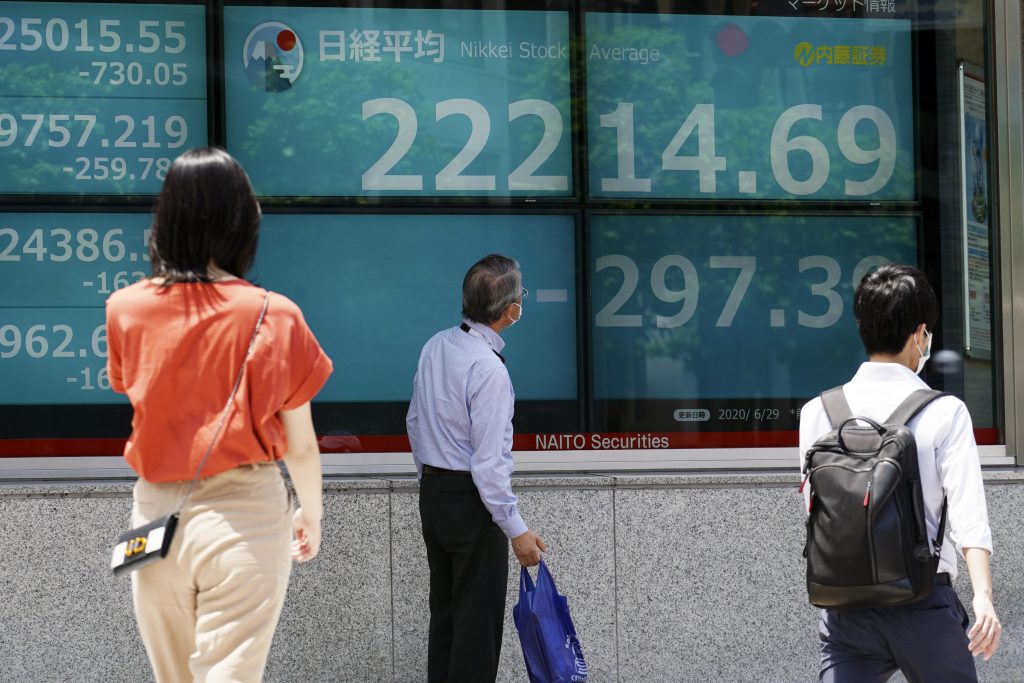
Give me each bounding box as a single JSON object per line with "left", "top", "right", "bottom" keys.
{"left": 406, "top": 319, "right": 527, "bottom": 539}
{"left": 799, "top": 362, "right": 993, "bottom": 579}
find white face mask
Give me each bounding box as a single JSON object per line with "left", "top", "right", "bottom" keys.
{"left": 915, "top": 329, "right": 932, "bottom": 375}
{"left": 507, "top": 302, "right": 522, "bottom": 326}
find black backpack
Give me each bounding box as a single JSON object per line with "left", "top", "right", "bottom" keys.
{"left": 801, "top": 387, "right": 948, "bottom": 609}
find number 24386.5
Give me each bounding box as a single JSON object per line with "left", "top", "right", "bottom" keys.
{"left": 0, "top": 227, "right": 148, "bottom": 263}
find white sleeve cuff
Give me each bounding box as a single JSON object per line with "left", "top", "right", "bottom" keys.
{"left": 498, "top": 509, "right": 528, "bottom": 539}
{"left": 951, "top": 526, "right": 993, "bottom": 556}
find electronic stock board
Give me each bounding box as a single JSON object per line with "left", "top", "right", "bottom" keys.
{"left": 1, "top": 2, "right": 921, "bottom": 452}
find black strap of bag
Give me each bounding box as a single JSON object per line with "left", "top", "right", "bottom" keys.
{"left": 177, "top": 290, "right": 271, "bottom": 509}
{"left": 934, "top": 495, "right": 949, "bottom": 555}
{"left": 111, "top": 290, "right": 271, "bottom": 576}
{"left": 884, "top": 388, "right": 951, "bottom": 555}
{"left": 460, "top": 321, "right": 506, "bottom": 364}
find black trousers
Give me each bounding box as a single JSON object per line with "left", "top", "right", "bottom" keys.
{"left": 419, "top": 472, "right": 509, "bottom": 683}
{"left": 819, "top": 584, "right": 977, "bottom": 682}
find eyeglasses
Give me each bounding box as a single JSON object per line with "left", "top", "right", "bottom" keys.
{"left": 506, "top": 288, "right": 527, "bottom": 308}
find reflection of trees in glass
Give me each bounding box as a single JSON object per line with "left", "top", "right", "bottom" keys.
{"left": 511, "top": 53, "right": 571, "bottom": 184}
{"left": 236, "top": 48, "right": 572, "bottom": 197}
{"left": 0, "top": 63, "right": 111, "bottom": 98}
{"left": 0, "top": 65, "right": 124, "bottom": 194}
{"left": 592, "top": 216, "right": 918, "bottom": 399}
{"left": 0, "top": 154, "right": 63, "bottom": 193}
{"left": 587, "top": 23, "right": 706, "bottom": 191}
{"left": 592, "top": 219, "right": 671, "bottom": 399}
{"left": 235, "top": 65, "right": 432, "bottom": 197}
{"left": 587, "top": 21, "right": 913, "bottom": 199}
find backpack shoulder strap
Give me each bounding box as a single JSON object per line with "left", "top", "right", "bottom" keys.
{"left": 934, "top": 496, "right": 948, "bottom": 555}
{"left": 884, "top": 389, "right": 949, "bottom": 426}
{"left": 820, "top": 386, "right": 854, "bottom": 429}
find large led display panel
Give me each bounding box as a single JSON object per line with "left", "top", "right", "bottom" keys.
{"left": 586, "top": 12, "right": 914, "bottom": 200}
{"left": 250, "top": 213, "right": 577, "bottom": 404}
{"left": 0, "top": 2, "right": 207, "bottom": 195}
{"left": 0, "top": 211, "right": 576, "bottom": 452}
{"left": 590, "top": 214, "right": 917, "bottom": 434}
{"left": 0, "top": 212, "right": 148, "bottom": 403}
{"left": 223, "top": 6, "right": 572, "bottom": 197}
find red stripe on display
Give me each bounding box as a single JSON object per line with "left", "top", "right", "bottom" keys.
{"left": 0, "top": 428, "right": 1004, "bottom": 457}
{"left": 974, "top": 428, "right": 1000, "bottom": 445}
{"left": 0, "top": 438, "right": 128, "bottom": 457}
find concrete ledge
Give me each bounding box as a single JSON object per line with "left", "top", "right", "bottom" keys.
{"left": 2, "top": 445, "right": 1015, "bottom": 480}
{"left": 3, "top": 467, "right": 1020, "bottom": 498}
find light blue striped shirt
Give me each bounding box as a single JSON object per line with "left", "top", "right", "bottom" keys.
{"left": 406, "top": 319, "right": 527, "bottom": 539}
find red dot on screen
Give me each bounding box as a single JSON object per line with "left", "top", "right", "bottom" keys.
{"left": 277, "top": 30, "right": 297, "bottom": 52}
{"left": 716, "top": 24, "right": 748, "bottom": 57}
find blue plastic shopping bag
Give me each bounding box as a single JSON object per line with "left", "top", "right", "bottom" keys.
{"left": 513, "top": 560, "right": 588, "bottom": 683}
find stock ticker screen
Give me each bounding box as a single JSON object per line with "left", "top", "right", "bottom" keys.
{"left": 585, "top": 12, "right": 914, "bottom": 200}
{"left": 589, "top": 214, "right": 917, "bottom": 437}
{"left": 583, "top": 9, "right": 918, "bottom": 439}
{"left": 1, "top": 2, "right": 924, "bottom": 455}
{"left": 223, "top": 5, "right": 573, "bottom": 197}
{"left": 0, "top": 2, "right": 207, "bottom": 195}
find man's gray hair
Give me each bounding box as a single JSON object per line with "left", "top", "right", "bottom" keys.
{"left": 462, "top": 254, "right": 522, "bottom": 324}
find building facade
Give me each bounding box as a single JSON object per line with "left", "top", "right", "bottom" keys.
{"left": 1, "top": 0, "right": 1022, "bottom": 680}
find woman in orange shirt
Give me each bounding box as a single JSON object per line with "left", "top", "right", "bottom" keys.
{"left": 106, "top": 147, "right": 333, "bottom": 682}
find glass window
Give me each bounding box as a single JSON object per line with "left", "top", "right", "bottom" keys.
{"left": 0, "top": 0, "right": 1008, "bottom": 465}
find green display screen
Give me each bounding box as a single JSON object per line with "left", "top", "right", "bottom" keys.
{"left": 0, "top": 2, "right": 207, "bottom": 195}
{"left": 223, "top": 5, "right": 572, "bottom": 197}
{"left": 0, "top": 2, "right": 949, "bottom": 457}
{"left": 586, "top": 12, "right": 913, "bottom": 200}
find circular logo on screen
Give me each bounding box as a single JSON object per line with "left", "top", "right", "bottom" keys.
{"left": 793, "top": 41, "right": 815, "bottom": 67}
{"left": 242, "top": 22, "right": 304, "bottom": 91}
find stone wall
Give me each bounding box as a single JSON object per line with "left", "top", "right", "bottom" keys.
{"left": 2, "top": 471, "right": 1021, "bottom": 682}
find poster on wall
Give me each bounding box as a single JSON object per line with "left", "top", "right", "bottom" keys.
{"left": 223, "top": 5, "right": 572, "bottom": 197}
{"left": 957, "top": 61, "right": 991, "bottom": 360}
{"left": 0, "top": 1, "right": 208, "bottom": 195}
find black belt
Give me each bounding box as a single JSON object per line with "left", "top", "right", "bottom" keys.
{"left": 935, "top": 572, "right": 951, "bottom": 586}
{"left": 422, "top": 464, "right": 471, "bottom": 477}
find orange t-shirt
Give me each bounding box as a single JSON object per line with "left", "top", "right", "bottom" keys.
{"left": 106, "top": 279, "right": 333, "bottom": 482}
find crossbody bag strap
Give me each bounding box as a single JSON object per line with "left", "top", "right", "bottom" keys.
{"left": 176, "top": 290, "right": 270, "bottom": 511}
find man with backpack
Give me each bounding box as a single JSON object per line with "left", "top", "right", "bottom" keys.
{"left": 799, "top": 264, "right": 1002, "bottom": 682}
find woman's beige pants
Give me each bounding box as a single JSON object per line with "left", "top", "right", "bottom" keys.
{"left": 130, "top": 463, "right": 292, "bottom": 683}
